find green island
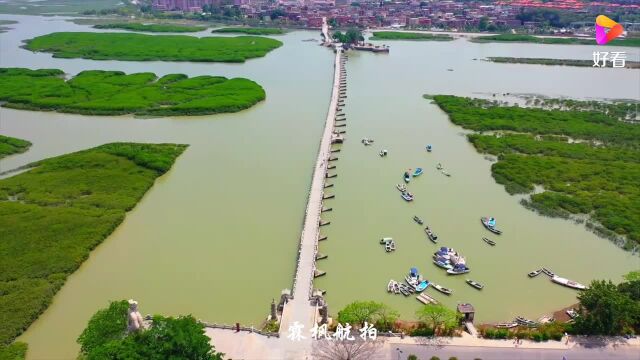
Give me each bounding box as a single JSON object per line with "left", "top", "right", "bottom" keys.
{"left": 486, "top": 57, "right": 640, "bottom": 69}
{"left": 0, "top": 135, "right": 31, "bottom": 159}
{"left": 23, "top": 32, "right": 283, "bottom": 63}
{"left": 471, "top": 33, "right": 640, "bottom": 47}
{"left": 430, "top": 95, "right": 640, "bottom": 249}
{"left": 369, "top": 31, "right": 454, "bottom": 41}
{"left": 212, "top": 27, "right": 284, "bottom": 35}
{"left": 0, "top": 68, "right": 266, "bottom": 116}
{"left": 93, "top": 22, "right": 207, "bottom": 33}
{"left": 0, "top": 143, "right": 187, "bottom": 356}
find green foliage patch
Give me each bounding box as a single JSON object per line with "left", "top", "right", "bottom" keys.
{"left": 432, "top": 95, "right": 640, "bottom": 247}
{"left": 0, "top": 68, "right": 266, "bottom": 116}
{"left": 0, "top": 135, "right": 31, "bottom": 159}
{"left": 94, "top": 23, "right": 207, "bottom": 33}
{"left": 370, "top": 31, "right": 454, "bottom": 41}
{"left": 24, "top": 32, "right": 283, "bottom": 63}
{"left": 486, "top": 57, "right": 640, "bottom": 69}
{"left": 471, "top": 33, "right": 640, "bottom": 47}
{"left": 0, "top": 143, "right": 186, "bottom": 348}
{"left": 212, "top": 27, "right": 284, "bottom": 35}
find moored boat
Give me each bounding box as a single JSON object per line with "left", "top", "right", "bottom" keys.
{"left": 401, "top": 192, "right": 414, "bottom": 201}
{"left": 433, "top": 259, "right": 453, "bottom": 270}
{"left": 528, "top": 269, "right": 542, "bottom": 277}
{"left": 404, "top": 171, "right": 411, "bottom": 183}
{"left": 415, "top": 280, "right": 429, "bottom": 292}
{"left": 396, "top": 183, "right": 407, "bottom": 192}
{"left": 481, "top": 217, "right": 502, "bottom": 235}
{"left": 380, "top": 237, "right": 393, "bottom": 244}
{"left": 482, "top": 237, "right": 496, "bottom": 246}
{"left": 495, "top": 322, "right": 519, "bottom": 329}
{"left": 551, "top": 276, "right": 587, "bottom": 290}
{"left": 387, "top": 280, "right": 395, "bottom": 293}
{"left": 431, "top": 283, "right": 453, "bottom": 295}
{"left": 447, "top": 268, "right": 470, "bottom": 275}
{"left": 541, "top": 267, "right": 555, "bottom": 277}
{"left": 413, "top": 216, "right": 424, "bottom": 225}
{"left": 515, "top": 316, "right": 538, "bottom": 327}
{"left": 413, "top": 167, "right": 423, "bottom": 177}
{"left": 466, "top": 279, "right": 484, "bottom": 290}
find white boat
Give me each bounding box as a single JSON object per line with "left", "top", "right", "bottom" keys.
{"left": 431, "top": 283, "right": 452, "bottom": 295}
{"left": 551, "top": 276, "right": 587, "bottom": 290}
{"left": 396, "top": 184, "right": 407, "bottom": 192}
{"left": 495, "top": 322, "right": 518, "bottom": 329}
{"left": 401, "top": 192, "right": 414, "bottom": 201}
{"left": 447, "top": 267, "right": 470, "bottom": 275}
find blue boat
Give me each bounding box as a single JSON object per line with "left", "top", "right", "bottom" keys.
{"left": 415, "top": 280, "right": 429, "bottom": 292}
{"left": 426, "top": 144, "right": 432, "bottom": 152}
{"left": 413, "top": 167, "right": 423, "bottom": 177}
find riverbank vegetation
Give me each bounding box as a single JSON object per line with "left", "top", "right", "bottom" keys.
{"left": 0, "top": 143, "right": 186, "bottom": 353}
{"left": 0, "top": 68, "right": 266, "bottom": 116}
{"left": 486, "top": 57, "right": 640, "bottom": 69}
{"left": 369, "top": 32, "right": 454, "bottom": 41}
{"left": 212, "top": 27, "right": 284, "bottom": 35}
{"left": 337, "top": 301, "right": 399, "bottom": 331}
{"left": 0, "top": 135, "right": 31, "bottom": 159}
{"left": 431, "top": 95, "right": 640, "bottom": 249}
{"left": 93, "top": 22, "right": 207, "bottom": 32}
{"left": 24, "top": 32, "right": 283, "bottom": 63}
{"left": 471, "top": 34, "right": 640, "bottom": 47}
{"left": 78, "top": 300, "right": 223, "bottom": 359}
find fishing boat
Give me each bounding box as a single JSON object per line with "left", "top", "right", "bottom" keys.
{"left": 413, "top": 216, "right": 424, "bottom": 225}
{"left": 401, "top": 192, "right": 414, "bottom": 201}
{"left": 436, "top": 163, "right": 443, "bottom": 170}
{"left": 399, "top": 286, "right": 410, "bottom": 296}
{"left": 415, "top": 280, "right": 429, "bottom": 292}
{"left": 380, "top": 237, "right": 393, "bottom": 244}
{"left": 466, "top": 279, "right": 484, "bottom": 290}
{"left": 433, "top": 259, "right": 453, "bottom": 270}
{"left": 426, "top": 144, "right": 432, "bottom": 152}
{"left": 481, "top": 217, "right": 502, "bottom": 235}
{"left": 404, "top": 171, "right": 411, "bottom": 183}
{"left": 387, "top": 280, "right": 395, "bottom": 293}
{"left": 495, "top": 322, "right": 519, "bottom": 329}
{"left": 528, "top": 269, "right": 542, "bottom": 278}
{"left": 442, "top": 170, "right": 451, "bottom": 177}
{"left": 515, "top": 316, "right": 538, "bottom": 327}
{"left": 396, "top": 184, "right": 407, "bottom": 192}
{"left": 413, "top": 167, "right": 423, "bottom": 177}
{"left": 431, "top": 283, "right": 453, "bottom": 295}
{"left": 447, "top": 264, "right": 470, "bottom": 275}
{"left": 379, "top": 149, "right": 388, "bottom": 157}
{"left": 385, "top": 241, "right": 396, "bottom": 252}
{"left": 551, "top": 276, "right": 587, "bottom": 290}
{"left": 541, "top": 267, "right": 555, "bottom": 277}
{"left": 407, "top": 268, "right": 420, "bottom": 285}
{"left": 362, "top": 138, "right": 371, "bottom": 146}
{"left": 482, "top": 237, "right": 496, "bottom": 246}
{"left": 393, "top": 282, "right": 401, "bottom": 294}
{"left": 425, "top": 227, "right": 438, "bottom": 243}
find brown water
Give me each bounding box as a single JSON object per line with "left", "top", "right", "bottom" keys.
{"left": 0, "top": 14, "right": 638, "bottom": 359}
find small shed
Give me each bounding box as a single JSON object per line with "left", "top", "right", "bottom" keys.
{"left": 457, "top": 303, "right": 475, "bottom": 323}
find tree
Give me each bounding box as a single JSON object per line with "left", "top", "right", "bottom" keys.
{"left": 78, "top": 301, "right": 223, "bottom": 359}
{"left": 312, "top": 338, "right": 382, "bottom": 360}
{"left": 416, "top": 304, "right": 459, "bottom": 333}
{"left": 337, "top": 301, "right": 399, "bottom": 330}
{"left": 478, "top": 16, "right": 489, "bottom": 31}
{"left": 573, "top": 280, "right": 639, "bottom": 335}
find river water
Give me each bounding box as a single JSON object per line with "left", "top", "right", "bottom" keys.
{"left": 0, "top": 15, "right": 638, "bottom": 359}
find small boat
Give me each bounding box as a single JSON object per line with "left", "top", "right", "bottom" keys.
{"left": 385, "top": 241, "right": 396, "bottom": 252}
{"left": 442, "top": 170, "right": 451, "bottom": 177}
{"left": 379, "top": 149, "right": 388, "bottom": 157}
{"left": 401, "top": 192, "right": 414, "bottom": 201}
{"left": 404, "top": 171, "right": 411, "bottom": 183}
{"left": 387, "top": 280, "right": 395, "bottom": 293}
{"left": 425, "top": 227, "right": 438, "bottom": 243}
{"left": 541, "top": 267, "right": 555, "bottom": 277}
{"left": 405, "top": 275, "right": 418, "bottom": 287}
{"left": 362, "top": 138, "right": 372, "bottom": 146}
{"left": 447, "top": 266, "right": 470, "bottom": 275}
{"left": 433, "top": 259, "right": 453, "bottom": 270}
{"left": 431, "top": 283, "right": 452, "bottom": 295}
{"left": 482, "top": 237, "right": 496, "bottom": 246}
{"left": 495, "top": 322, "right": 519, "bottom": 329}
{"left": 551, "top": 276, "right": 587, "bottom": 290}
{"left": 401, "top": 283, "right": 416, "bottom": 294}
{"left": 415, "top": 280, "right": 429, "bottom": 292}
{"left": 393, "top": 282, "right": 401, "bottom": 294}
{"left": 466, "top": 279, "right": 484, "bottom": 290}
{"left": 566, "top": 309, "right": 579, "bottom": 319}
{"left": 413, "top": 216, "right": 424, "bottom": 225}
{"left": 528, "top": 269, "right": 542, "bottom": 278}
{"left": 515, "top": 316, "right": 538, "bottom": 327}
{"left": 436, "top": 163, "right": 443, "bottom": 170}
{"left": 399, "top": 286, "right": 410, "bottom": 296}
{"left": 396, "top": 184, "right": 407, "bottom": 192}
{"left": 426, "top": 144, "right": 432, "bottom": 152}
{"left": 413, "top": 167, "right": 423, "bottom": 177}
{"left": 380, "top": 237, "right": 393, "bottom": 244}
{"left": 481, "top": 217, "right": 502, "bottom": 235}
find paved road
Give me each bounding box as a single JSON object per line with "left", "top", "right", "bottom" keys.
{"left": 390, "top": 344, "right": 639, "bottom": 360}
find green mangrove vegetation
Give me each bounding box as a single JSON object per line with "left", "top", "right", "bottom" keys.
{"left": 24, "top": 32, "right": 283, "bottom": 63}
{"left": 369, "top": 31, "right": 454, "bottom": 41}
{"left": 93, "top": 22, "right": 207, "bottom": 33}
{"left": 211, "top": 27, "right": 284, "bottom": 35}
{"left": 78, "top": 300, "right": 223, "bottom": 359}
{"left": 0, "top": 143, "right": 187, "bottom": 352}
{"left": 0, "top": 135, "right": 31, "bottom": 159}
{"left": 0, "top": 68, "right": 266, "bottom": 116}
{"left": 431, "top": 95, "right": 640, "bottom": 249}
{"left": 471, "top": 33, "right": 640, "bottom": 47}
{"left": 486, "top": 57, "right": 640, "bottom": 69}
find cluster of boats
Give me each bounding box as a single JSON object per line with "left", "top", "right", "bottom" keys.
{"left": 494, "top": 316, "right": 539, "bottom": 329}
{"left": 396, "top": 183, "right": 414, "bottom": 201}
{"left": 387, "top": 268, "right": 429, "bottom": 296}
{"left": 403, "top": 167, "right": 423, "bottom": 183}
{"left": 433, "top": 247, "right": 471, "bottom": 275}
{"left": 528, "top": 267, "right": 587, "bottom": 290}
{"left": 380, "top": 237, "right": 396, "bottom": 252}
